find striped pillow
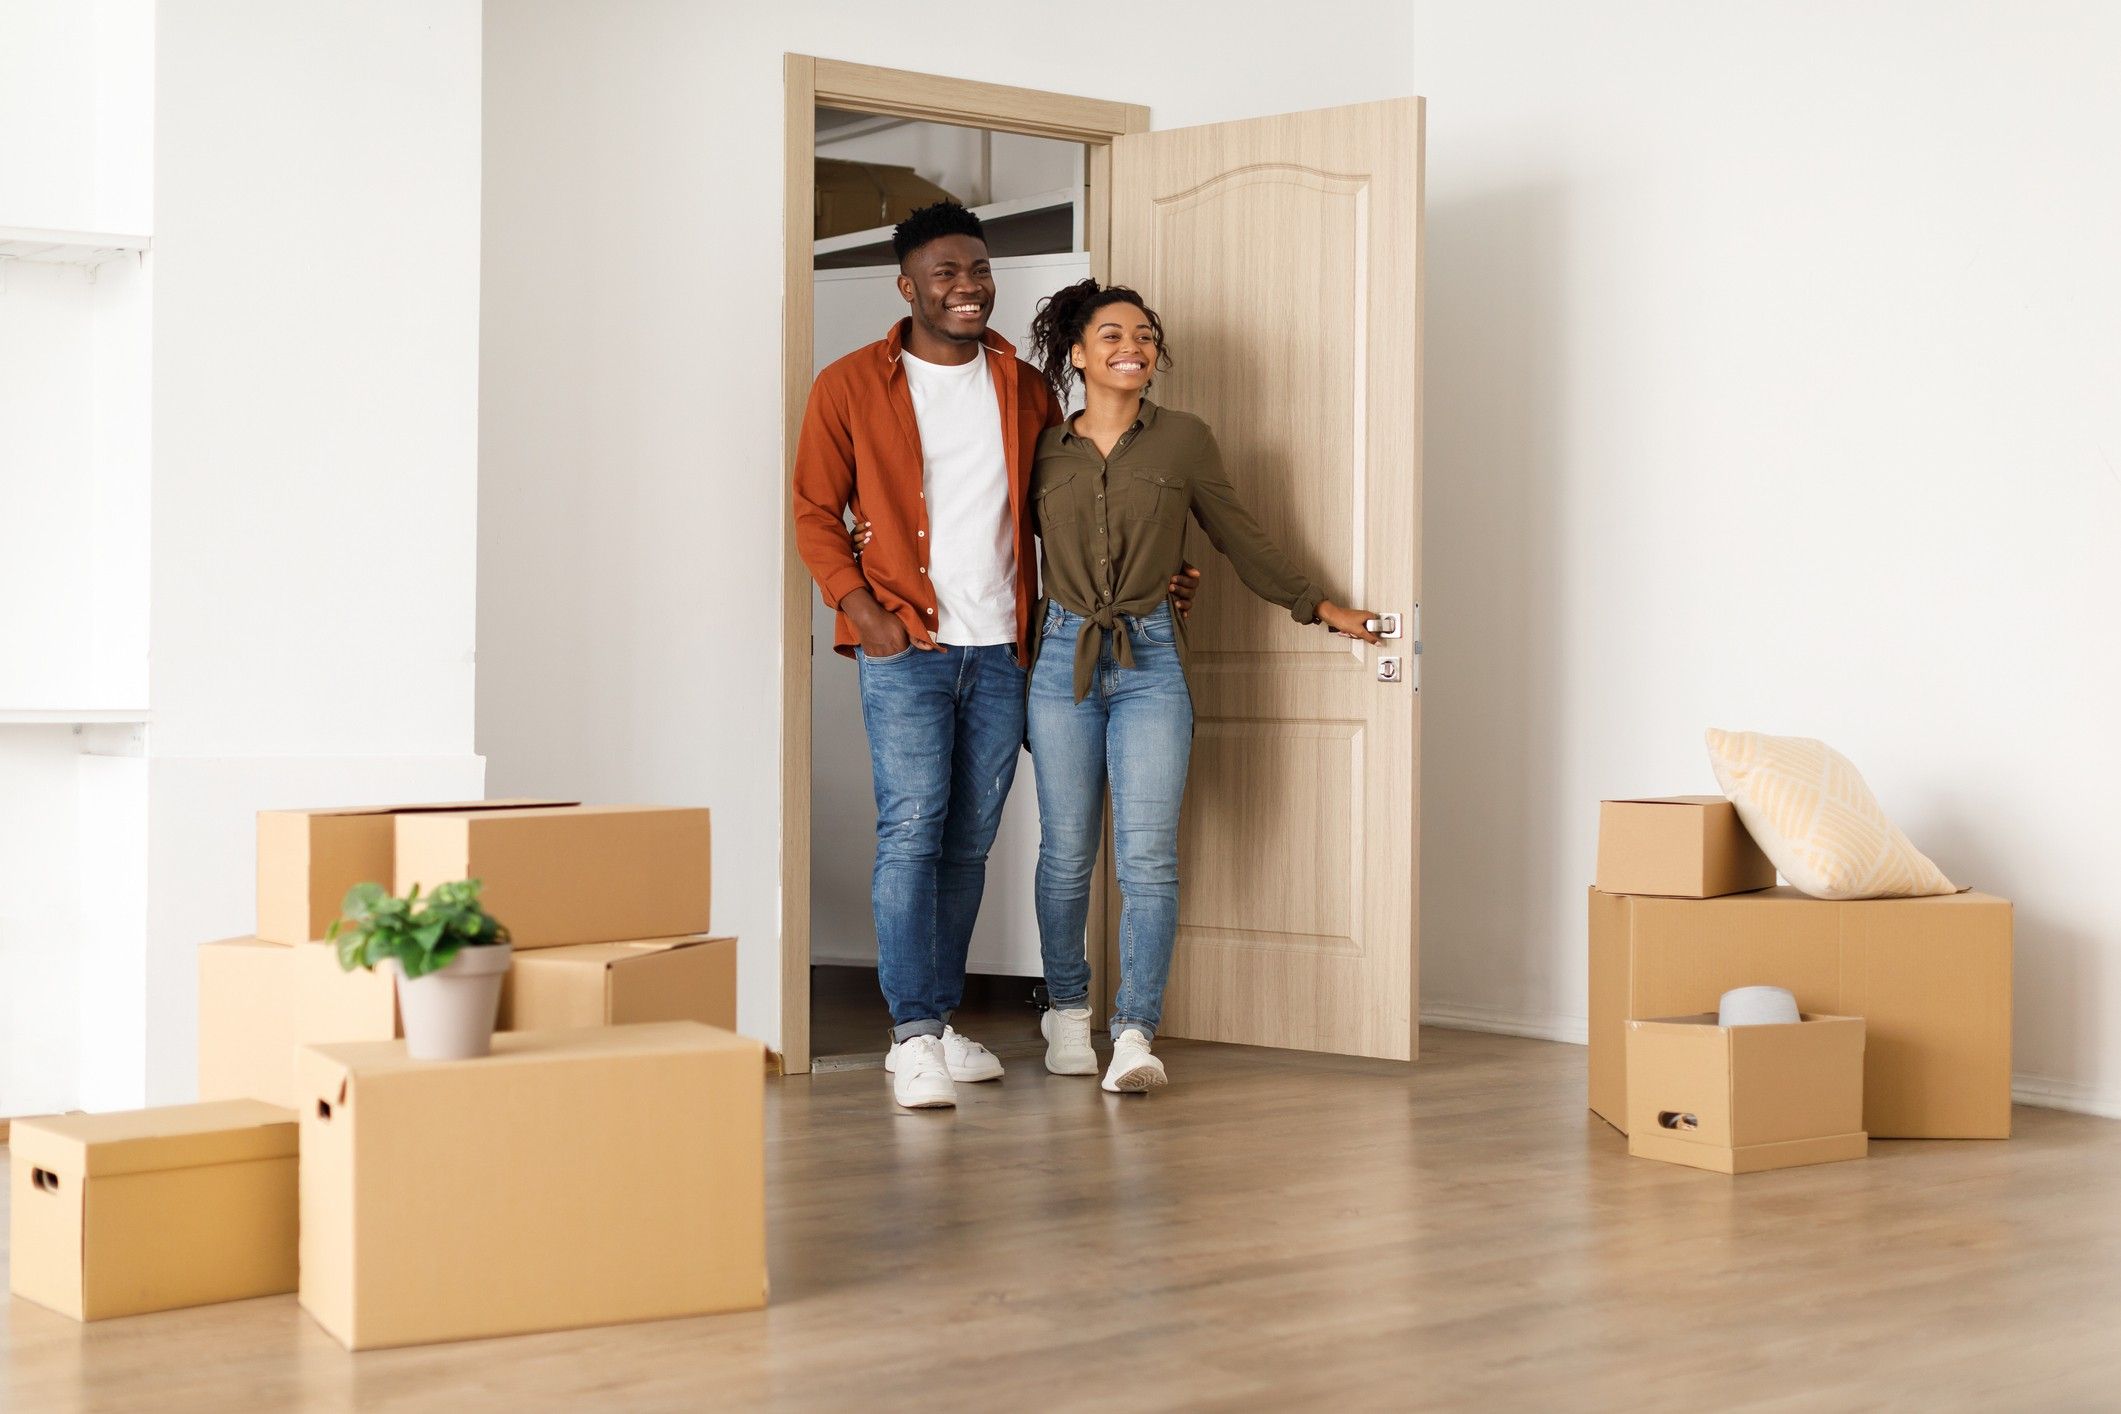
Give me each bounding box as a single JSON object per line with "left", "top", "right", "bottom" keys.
{"left": 1705, "top": 729, "right": 1958, "bottom": 900}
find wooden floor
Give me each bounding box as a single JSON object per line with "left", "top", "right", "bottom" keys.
{"left": 6, "top": 1028, "right": 2119, "bottom": 1411}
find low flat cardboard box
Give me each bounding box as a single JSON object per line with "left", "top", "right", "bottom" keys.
{"left": 1626, "top": 1014, "right": 1868, "bottom": 1174}
{"left": 9, "top": 1100, "right": 298, "bottom": 1320}
{"left": 1596, "top": 795, "right": 1776, "bottom": 898}
{"left": 1589, "top": 887, "right": 2012, "bottom": 1139}
{"left": 256, "top": 798, "right": 575, "bottom": 944}
{"left": 298, "top": 1022, "right": 765, "bottom": 1350}
{"left": 503, "top": 935, "right": 736, "bottom": 1032}
{"left": 198, "top": 937, "right": 399, "bottom": 1108}
{"left": 394, "top": 805, "right": 712, "bottom": 950}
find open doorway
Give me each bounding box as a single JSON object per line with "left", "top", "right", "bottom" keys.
{"left": 805, "top": 107, "right": 1089, "bottom": 1066}
{"left": 779, "top": 59, "right": 1149, "bottom": 1074}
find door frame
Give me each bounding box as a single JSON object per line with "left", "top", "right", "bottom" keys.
{"left": 779, "top": 55, "right": 1149, "bottom": 1073}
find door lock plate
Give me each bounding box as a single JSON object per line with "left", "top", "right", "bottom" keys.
{"left": 1377, "top": 655, "right": 1402, "bottom": 682}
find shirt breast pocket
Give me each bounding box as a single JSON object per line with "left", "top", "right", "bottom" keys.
{"left": 1123, "top": 468, "right": 1188, "bottom": 526}
{"left": 1034, "top": 465, "right": 1081, "bottom": 526}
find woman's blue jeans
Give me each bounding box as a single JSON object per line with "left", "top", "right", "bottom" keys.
{"left": 1026, "top": 601, "right": 1193, "bottom": 1040}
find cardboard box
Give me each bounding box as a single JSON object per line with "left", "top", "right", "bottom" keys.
{"left": 394, "top": 805, "right": 712, "bottom": 950}
{"left": 199, "top": 936, "right": 398, "bottom": 1108}
{"left": 504, "top": 935, "right": 736, "bottom": 1032}
{"left": 814, "top": 156, "right": 958, "bottom": 240}
{"left": 1625, "top": 1014, "right": 1868, "bottom": 1174}
{"left": 1596, "top": 795, "right": 1776, "bottom": 898}
{"left": 297, "top": 1022, "right": 765, "bottom": 1350}
{"left": 1589, "top": 887, "right": 2013, "bottom": 1139}
{"left": 9, "top": 1100, "right": 298, "bottom": 1320}
{"left": 257, "top": 798, "right": 576, "bottom": 944}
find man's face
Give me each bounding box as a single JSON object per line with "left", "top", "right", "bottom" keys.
{"left": 898, "top": 234, "right": 995, "bottom": 345}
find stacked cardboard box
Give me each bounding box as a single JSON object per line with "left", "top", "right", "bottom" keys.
{"left": 8, "top": 1101, "right": 299, "bottom": 1320}
{"left": 1590, "top": 796, "right": 2013, "bottom": 1143}
{"left": 297, "top": 1022, "right": 765, "bottom": 1349}
{"left": 200, "top": 801, "right": 732, "bottom": 1108}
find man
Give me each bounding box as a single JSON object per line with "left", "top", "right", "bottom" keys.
{"left": 793, "top": 202, "right": 1194, "bottom": 1110}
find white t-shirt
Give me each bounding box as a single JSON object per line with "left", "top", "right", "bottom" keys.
{"left": 900, "top": 348, "right": 1018, "bottom": 646}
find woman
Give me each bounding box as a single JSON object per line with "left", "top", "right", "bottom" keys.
{"left": 1023, "top": 279, "right": 1379, "bottom": 1094}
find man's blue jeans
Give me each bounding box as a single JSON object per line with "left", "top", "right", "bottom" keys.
{"left": 856, "top": 641, "right": 1025, "bottom": 1043}
{"left": 1026, "top": 601, "right": 1193, "bottom": 1041}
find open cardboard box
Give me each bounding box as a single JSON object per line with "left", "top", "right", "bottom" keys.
{"left": 1625, "top": 1013, "right": 1867, "bottom": 1174}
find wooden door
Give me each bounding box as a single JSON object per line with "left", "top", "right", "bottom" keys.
{"left": 1107, "top": 100, "right": 1423, "bottom": 1060}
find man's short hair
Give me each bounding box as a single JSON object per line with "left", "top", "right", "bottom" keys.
{"left": 893, "top": 201, "right": 987, "bottom": 264}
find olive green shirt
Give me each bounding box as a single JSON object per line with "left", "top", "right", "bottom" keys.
{"left": 1029, "top": 400, "right": 1324, "bottom": 702}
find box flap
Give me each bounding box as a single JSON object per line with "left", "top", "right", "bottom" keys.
{"left": 512, "top": 935, "right": 717, "bottom": 971}
{"left": 1602, "top": 795, "right": 1727, "bottom": 807}
{"left": 411, "top": 802, "right": 697, "bottom": 822}
{"left": 9, "top": 1100, "right": 298, "bottom": 1178}
{"left": 264, "top": 798, "right": 576, "bottom": 820}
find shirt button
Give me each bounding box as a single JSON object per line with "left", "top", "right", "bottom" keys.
{"left": 926, "top": 607, "right": 935, "bottom": 615}
{"left": 917, "top": 530, "right": 925, "bottom": 537}
{"left": 919, "top": 567, "right": 927, "bottom": 575}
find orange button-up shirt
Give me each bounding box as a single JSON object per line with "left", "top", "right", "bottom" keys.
{"left": 793, "top": 319, "right": 1061, "bottom": 659}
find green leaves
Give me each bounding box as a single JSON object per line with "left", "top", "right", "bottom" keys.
{"left": 326, "top": 878, "right": 510, "bottom": 980}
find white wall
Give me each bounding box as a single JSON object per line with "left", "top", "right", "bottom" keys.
{"left": 1410, "top": 2, "right": 2121, "bottom": 1113}
{"left": 478, "top": 1, "right": 1421, "bottom": 1052}
{"left": 0, "top": 730, "right": 84, "bottom": 1115}
{"left": 133, "top": 0, "right": 487, "bottom": 1105}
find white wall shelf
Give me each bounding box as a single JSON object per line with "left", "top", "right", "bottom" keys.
{"left": 0, "top": 225, "right": 152, "bottom": 266}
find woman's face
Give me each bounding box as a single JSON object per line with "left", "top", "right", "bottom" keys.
{"left": 1071, "top": 302, "right": 1159, "bottom": 399}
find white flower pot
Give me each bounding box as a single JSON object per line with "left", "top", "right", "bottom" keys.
{"left": 388, "top": 943, "right": 511, "bottom": 1060}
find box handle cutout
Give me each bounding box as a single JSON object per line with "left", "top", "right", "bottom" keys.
{"left": 316, "top": 1099, "right": 333, "bottom": 1121}
{"left": 1657, "top": 1111, "right": 1699, "bottom": 1131}
{"left": 31, "top": 1167, "right": 60, "bottom": 1193}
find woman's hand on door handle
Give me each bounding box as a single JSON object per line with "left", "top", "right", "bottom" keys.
{"left": 1317, "top": 601, "right": 1384, "bottom": 644}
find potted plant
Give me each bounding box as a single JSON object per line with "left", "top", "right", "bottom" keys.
{"left": 328, "top": 880, "right": 512, "bottom": 1060}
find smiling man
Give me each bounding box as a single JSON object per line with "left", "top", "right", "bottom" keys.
{"left": 793, "top": 202, "right": 1192, "bottom": 1110}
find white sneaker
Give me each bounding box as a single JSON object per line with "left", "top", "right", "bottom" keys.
{"left": 884, "top": 1034, "right": 956, "bottom": 1109}
{"left": 1102, "top": 1028, "right": 1168, "bottom": 1094}
{"left": 1041, "top": 1006, "right": 1097, "bottom": 1075}
{"left": 941, "top": 1026, "right": 1004, "bottom": 1082}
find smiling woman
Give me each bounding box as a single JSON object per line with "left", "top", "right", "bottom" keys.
{"left": 1017, "top": 275, "right": 1383, "bottom": 1090}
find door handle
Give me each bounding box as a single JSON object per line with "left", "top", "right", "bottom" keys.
{"left": 1370, "top": 604, "right": 1420, "bottom": 689}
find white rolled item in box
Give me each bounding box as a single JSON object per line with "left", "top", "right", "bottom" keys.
{"left": 1718, "top": 985, "right": 1801, "bottom": 1027}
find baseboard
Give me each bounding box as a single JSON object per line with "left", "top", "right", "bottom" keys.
{"left": 1420, "top": 1001, "right": 1588, "bottom": 1046}
{"left": 2011, "top": 1074, "right": 2121, "bottom": 1121}
{"left": 1422, "top": 1005, "right": 2121, "bottom": 1123}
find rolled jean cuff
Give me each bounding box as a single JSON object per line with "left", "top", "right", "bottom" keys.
{"left": 1108, "top": 1016, "right": 1157, "bottom": 1042}
{"left": 891, "top": 1018, "right": 946, "bottom": 1043}
{"left": 1046, "top": 993, "right": 1090, "bottom": 1012}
